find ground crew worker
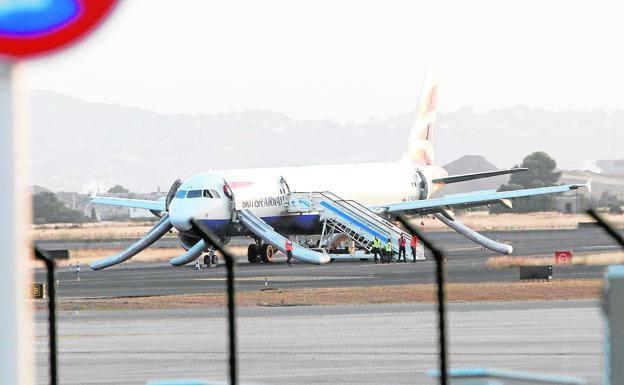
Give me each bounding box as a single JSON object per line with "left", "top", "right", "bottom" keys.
{"left": 410, "top": 234, "right": 419, "bottom": 262}
{"left": 371, "top": 236, "right": 382, "bottom": 263}
{"left": 398, "top": 235, "right": 407, "bottom": 262}
{"left": 285, "top": 238, "right": 294, "bottom": 266}
{"left": 384, "top": 238, "right": 393, "bottom": 263}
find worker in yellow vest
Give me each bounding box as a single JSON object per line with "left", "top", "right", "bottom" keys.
{"left": 383, "top": 238, "right": 393, "bottom": 263}
{"left": 371, "top": 236, "right": 382, "bottom": 264}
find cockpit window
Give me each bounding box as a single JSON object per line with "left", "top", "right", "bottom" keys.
{"left": 203, "top": 190, "right": 213, "bottom": 198}
{"left": 187, "top": 189, "right": 202, "bottom": 198}
{"left": 210, "top": 189, "right": 221, "bottom": 198}
{"left": 175, "top": 190, "right": 187, "bottom": 199}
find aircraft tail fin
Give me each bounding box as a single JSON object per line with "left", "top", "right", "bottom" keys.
{"left": 407, "top": 71, "right": 437, "bottom": 165}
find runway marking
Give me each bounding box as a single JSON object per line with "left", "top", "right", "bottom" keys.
{"left": 194, "top": 276, "right": 370, "bottom": 282}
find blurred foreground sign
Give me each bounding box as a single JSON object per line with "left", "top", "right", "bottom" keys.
{"left": 555, "top": 250, "right": 573, "bottom": 264}
{"left": 0, "top": 0, "right": 117, "bottom": 59}
{"left": 32, "top": 283, "right": 44, "bottom": 299}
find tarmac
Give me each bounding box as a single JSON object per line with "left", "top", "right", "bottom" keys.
{"left": 35, "top": 300, "right": 603, "bottom": 385}
{"left": 34, "top": 228, "right": 620, "bottom": 298}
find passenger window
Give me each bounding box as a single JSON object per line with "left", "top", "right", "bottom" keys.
{"left": 210, "top": 189, "right": 220, "bottom": 198}
{"left": 187, "top": 190, "right": 202, "bottom": 198}
{"left": 203, "top": 190, "right": 213, "bottom": 198}
{"left": 175, "top": 190, "right": 187, "bottom": 199}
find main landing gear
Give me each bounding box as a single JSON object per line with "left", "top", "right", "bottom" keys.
{"left": 247, "top": 239, "right": 274, "bottom": 264}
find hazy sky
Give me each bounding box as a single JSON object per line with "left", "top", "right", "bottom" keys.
{"left": 24, "top": 0, "right": 624, "bottom": 122}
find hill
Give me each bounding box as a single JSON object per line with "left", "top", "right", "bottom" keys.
{"left": 29, "top": 92, "right": 624, "bottom": 192}
{"left": 439, "top": 155, "right": 508, "bottom": 196}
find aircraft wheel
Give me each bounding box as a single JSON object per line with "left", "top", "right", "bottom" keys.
{"left": 261, "top": 244, "right": 274, "bottom": 263}
{"left": 247, "top": 244, "right": 259, "bottom": 263}
{"left": 210, "top": 254, "right": 218, "bottom": 266}
{"left": 203, "top": 254, "right": 210, "bottom": 266}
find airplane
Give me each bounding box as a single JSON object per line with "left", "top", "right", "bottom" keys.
{"left": 89, "top": 72, "right": 587, "bottom": 270}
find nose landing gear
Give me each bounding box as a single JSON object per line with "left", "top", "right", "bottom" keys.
{"left": 203, "top": 249, "right": 218, "bottom": 267}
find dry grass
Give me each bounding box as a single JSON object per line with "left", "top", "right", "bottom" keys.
{"left": 487, "top": 251, "right": 624, "bottom": 268}
{"left": 31, "top": 213, "right": 624, "bottom": 241}
{"left": 32, "top": 221, "right": 178, "bottom": 241}
{"left": 43, "top": 279, "right": 603, "bottom": 312}
{"left": 410, "top": 211, "right": 624, "bottom": 232}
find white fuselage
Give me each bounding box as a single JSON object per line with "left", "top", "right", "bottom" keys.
{"left": 168, "top": 161, "right": 446, "bottom": 238}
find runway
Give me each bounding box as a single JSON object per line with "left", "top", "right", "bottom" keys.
{"left": 38, "top": 227, "right": 624, "bottom": 260}
{"left": 35, "top": 300, "right": 602, "bottom": 384}
{"left": 34, "top": 228, "right": 620, "bottom": 298}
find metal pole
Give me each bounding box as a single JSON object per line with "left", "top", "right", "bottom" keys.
{"left": 396, "top": 215, "right": 448, "bottom": 385}
{"left": 190, "top": 219, "right": 238, "bottom": 385}
{"left": 35, "top": 248, "right": 59, "bottom": 385}
{"left": 0, "top": 61, "right": 34, "bottom": 384}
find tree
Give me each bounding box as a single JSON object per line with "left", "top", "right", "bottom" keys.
{"left": 494, "top": 151, "right": 562, "bottom": 213}
{"left": 108, "top": 184, "right": 129, "bottom": 194}
{"left": 33, "top": 192, "right": 88, "bottom": 224}
{"left": 599, "top": 191, "right": 624, "bottom": 215}
{"left": 508, "top": 151, "right": 561, "bottom": 188}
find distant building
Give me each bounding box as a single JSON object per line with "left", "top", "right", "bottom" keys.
{"left": 597, "top": 160, "right": 624, "bottom": 175}
{"left": 554, "top": 195, "right": 580, "bottom": 214}
{"left": 129, "top": 207, "right": 154, "bottom": 219}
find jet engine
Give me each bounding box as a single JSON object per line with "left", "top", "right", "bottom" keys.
{"left": 178, "top": 233, "right": 201, "bottom": 251}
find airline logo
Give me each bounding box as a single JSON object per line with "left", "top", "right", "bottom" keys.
{"left": 229, "top": 181, "right": 254, "bottom": 189}
{"left": 407, "top": 73, "right": 437, "bottom": 165}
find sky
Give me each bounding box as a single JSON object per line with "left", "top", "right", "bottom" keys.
{"left": 23, "top": 0, "right": 624, "bottom": 123}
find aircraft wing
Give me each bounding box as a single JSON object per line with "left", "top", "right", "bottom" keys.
{"left": 91, "top": 195, "right": 166, "bottom": 211}
{"left": 377, "top": 184, "right": 586, "bottom": 214}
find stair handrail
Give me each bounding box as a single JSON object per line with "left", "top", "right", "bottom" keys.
{"left": 317, "top": 191, "right": 409, "bottom": 240}
{"left": 315, "top": 192, "right": 395, "bottom": 241}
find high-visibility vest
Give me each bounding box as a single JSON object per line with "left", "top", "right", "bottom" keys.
{"left": 285, "top": 240, "right": 293, "bottom": 251}
{"left": 385, "top": 242, "right": 392, "bottom": 252}
{"left": 372, "top": 239, "right": 381, "bottom": 248}
{"left": 410, "top": 236, "right": 418, "bottom": 247}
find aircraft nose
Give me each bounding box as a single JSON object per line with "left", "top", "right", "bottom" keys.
{"left": 168, "top": 200, "right": 193, "bottom": 231}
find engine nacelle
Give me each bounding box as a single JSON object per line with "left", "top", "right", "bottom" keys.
{"left": 178, "top": 233, "right": 200, "bottom": 251}
{"left": 415, "top": 166, "right": 447, "bottom": 199}
{"left": 178, "top": 233, "right": 231, "bottom": 250}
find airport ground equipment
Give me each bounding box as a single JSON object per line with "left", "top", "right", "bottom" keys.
{"left": 287, "top": 191, "right": 414, "bottom": 253}
{"left": 237, "top": 191, "right": 422, "bottom": 263}
{"left": 428, "top": 368, "right": 586, "bottom": 385}
{"left": 519, "top": 265, "right": 553, "bottom": 281}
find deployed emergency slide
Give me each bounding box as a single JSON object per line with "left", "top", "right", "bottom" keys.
{"left": 433, "top": 213, "right": 513, "bottom": 254}
{"left": 90, "top": 214, "right": 172, "bottom": 270}
{"left": 238, "top": 209, "right": 332, "bottom": 264}
{"left": 169, "top": 239, "right": 207, "bottom": 266}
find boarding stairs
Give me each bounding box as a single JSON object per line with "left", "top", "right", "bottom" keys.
{"left": 288, "top": 191, "right": 413, "bottom": 254}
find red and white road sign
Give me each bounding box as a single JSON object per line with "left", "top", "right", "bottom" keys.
{"left": 0, "top": 0, "right": 118, "bottom": 59}
{"left": 555, "top": 250, "right": 573, "bottom": 264}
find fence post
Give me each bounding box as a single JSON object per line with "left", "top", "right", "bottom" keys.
{"left": 396, "top": 215, "right": 448, "bottom": 385}
{"left": 190, "top": 219, "right": 238, "bottom": 385}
